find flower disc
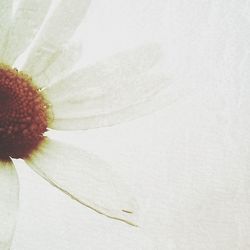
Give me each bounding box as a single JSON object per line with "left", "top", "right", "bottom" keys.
{"left": 0, "top": 64, "right": 50, "bottom": 160}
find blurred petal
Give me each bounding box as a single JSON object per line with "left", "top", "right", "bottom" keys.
{"left": 35, "top": 43, "right": 161, "bottom": 89}
{"left": 30, "top": 40, "right": 82, "bottom": 88}
{"left": 22, "top": 0, "right": 90, "bottom": 79}
{"left": 0, "top": 0, "right": 14, "bottom": 60}
{"left": 45, "top": 45, "right": 171, "bottom": 130}
{"left": 0, "top": 159, "right": 19, "bottom": 249}
{"left": 1, "top": 0, "right": 51, "bottom": 65}
{"left": 25, "top": 138, "right": 137, "bottom": 226}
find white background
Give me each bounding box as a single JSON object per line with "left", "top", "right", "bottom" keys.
{"left": 12, "top": 0, "right": 250, "bottom": 249}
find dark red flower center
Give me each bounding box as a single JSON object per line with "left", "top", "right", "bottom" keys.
{"left": 0, "top": 64, "right": 51, "bottom": 160}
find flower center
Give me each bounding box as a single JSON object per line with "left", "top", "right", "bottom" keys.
{"left": 0, "top": 64, "right": 51, "bottom": 160}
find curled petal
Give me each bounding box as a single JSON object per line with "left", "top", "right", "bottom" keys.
{"left": 25, "top": 138, "right": 138, "bottom": 226}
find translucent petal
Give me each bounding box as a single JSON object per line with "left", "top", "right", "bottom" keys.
{"left": 22, "top": 0, "right": 90, "bottom": 78}
{"left": 49, "top": 74, "right": 171, "bottom": 130}
{"left": 0, "top": 159, "right": 19, "bottom": 250}
{"left": 25, "top": 138, "right": 137, "bottom": 226}
{"left": 0, "top": 0, "right": 14, "bottom": 61}
{"left": 35, "top": 44, "right": 161, "bottom": 88}
{"left": 45, "top": 45, "right": 171, "bottom": 130}
{"left": 1, "top": 0, "right": 51, "bottom": 66}
{"left": 31, "top": 40, "right": 82, "bottom": 88}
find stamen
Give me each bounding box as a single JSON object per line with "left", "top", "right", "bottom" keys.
{"left": 0, "top": 64, "right": 51, "bottom": 159}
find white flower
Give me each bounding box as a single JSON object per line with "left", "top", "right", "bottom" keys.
{"left": 0, "top": 0, "right": 169, "bottom": 248}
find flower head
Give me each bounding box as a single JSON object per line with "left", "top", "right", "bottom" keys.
{"left": 0, "top": 0, "right": 169, "bottom": 248}
{"left": 0, "top": 64, "right": 51, "bottom": 159}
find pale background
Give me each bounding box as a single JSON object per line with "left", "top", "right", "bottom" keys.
{"left": 11, "top": 0, "right": 250, "bottom": 249}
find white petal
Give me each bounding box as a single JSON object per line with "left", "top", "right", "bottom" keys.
{"left": 1, "top": 0, "right": 51, "bottom": 66}
{"left": 34, "top": 43, "right": 160, "bottom": 89}
{"left": 25, "top": 138, "right": 137, "bottom": 226}
{"left": 0, "top": 0, "right": 14, "bottom": 61}
{"left": 22, "top": 0, "right": 90, "bottom": 79}
{"left": 0, "top": 159, "right": 19, "bottom": 250}
{"left": 45, "top": 45, "right": 172, "bottom": 130}
{"left": 29, "top": 40, "right": 82, "bottom": 88}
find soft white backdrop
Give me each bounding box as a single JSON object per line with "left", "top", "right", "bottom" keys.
{"left": 11, "top": 0, "right": 250, "bottom": 249}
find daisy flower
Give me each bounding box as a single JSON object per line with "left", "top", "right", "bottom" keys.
{"left": 0, "top": 0, "right": 169, "bottom": 248}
